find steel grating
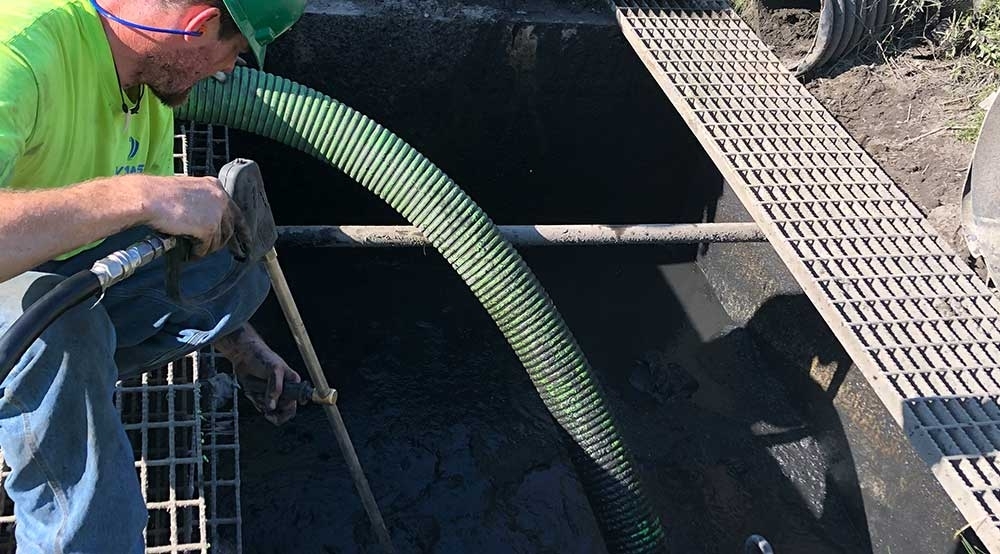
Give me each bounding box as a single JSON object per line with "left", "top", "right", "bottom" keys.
{"left": 616, "top": 0, "right": 1000, "bottom": 549}
{"left": 118, "top": 351, "right": 242, "bottom": 554}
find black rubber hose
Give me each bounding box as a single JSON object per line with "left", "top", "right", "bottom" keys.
{"left": 177, "top": 68, "right": 666, "bottom": 552}
{"left": 0, "top": 271, "right": 101, "bottom": 379}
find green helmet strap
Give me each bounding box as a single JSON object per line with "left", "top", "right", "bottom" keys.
{"left": 221, "top": 0, "right": 307, "bottom": 66}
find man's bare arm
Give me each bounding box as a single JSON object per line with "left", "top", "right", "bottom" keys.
{"left": 0, "top": 173, "right": 235, "bottom": 283}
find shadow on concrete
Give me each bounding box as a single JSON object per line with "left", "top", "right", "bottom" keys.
{"left": 532, "top": 250, "right": 872, "bottom": 554}
{"left": 745, "top": 294, "right": 981, "bottom": 554}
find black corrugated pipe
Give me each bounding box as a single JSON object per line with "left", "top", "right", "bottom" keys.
{"left": 794, "top": 0, "right": 897, "bottom": 75}
{"left": 177, "top": 67, "right": 667, "bottom": 553}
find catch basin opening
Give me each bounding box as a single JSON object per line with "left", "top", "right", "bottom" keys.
{"left": 199, "top": 3, "right": 970, "bottom": 553}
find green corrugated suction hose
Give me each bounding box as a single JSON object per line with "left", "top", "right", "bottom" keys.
{"left": 177, "top": 67, "right": 666, "bottom": 553}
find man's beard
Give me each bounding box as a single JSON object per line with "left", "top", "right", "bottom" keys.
{"left": 137, "top": 54, "right": 195, "bottom": 108}
{"left": 148, "top": 85, "right": 193, "bottom": 108}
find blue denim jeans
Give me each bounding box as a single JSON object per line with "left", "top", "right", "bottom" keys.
{"left": 0, "top": 227, "right": 270, "bottom": 553}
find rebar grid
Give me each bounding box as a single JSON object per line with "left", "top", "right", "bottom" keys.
{"left": 175, "top": 123, "right": 243, "bottom": 553}
{"left": 198, "top": 350, "right": 244, "bottom": 554}
{"left": 0, "top": 352, "right": 221, "bottom": 553}
{"left": 177, "top": 124, "right": 231, "bottom": 178}
{"left": 616, "top": 0, "right": 1000, "bottom": 548}
{"left": 117, "top": 357, "right": 209, "bottom": 553}
{"left": 0, "top": 459, "right": 12, "bottom": 554}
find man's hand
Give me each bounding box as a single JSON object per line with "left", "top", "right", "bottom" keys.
{"left": 131, "top": 175, "right": 247, "bottom": 258}
{"left": 0, "top": 174, "right": 243, "bottom": 282}
{"left": 233, "top": 346, "right": 303, "bottom": 426}
{"left": 215, "top": 324, "right": 303, "bottom": 426}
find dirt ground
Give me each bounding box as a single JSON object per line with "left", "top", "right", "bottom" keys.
{"left": 745, "top": 3, "right": 994, "bottom": 254}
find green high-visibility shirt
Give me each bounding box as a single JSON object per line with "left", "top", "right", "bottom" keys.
{"left": 0, "top": 0, "right": 175, "bottom": 259}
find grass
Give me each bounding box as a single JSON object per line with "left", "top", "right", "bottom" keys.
{"left": 923, "top": 2, "right": 1000, "bottom": 143}
{"left": 955, "top": 526, "right": 989, "bottom": 554}
{"left": 959, "top": 534, "right": 988, "bottom": 554}
{"left": 730, "top": 0, "right": 749, "bottom": 13}
{"left": 956, "top": 106, "right": 987, "bottom": 142}
{"left": 940, "top": 0, "right": 1000, "bottom": 69}
{"left": 898, "top": 0, "right": 944, "bottom": 28}
{"left": 943, "top": 65, "right": 997, "bottom": 143}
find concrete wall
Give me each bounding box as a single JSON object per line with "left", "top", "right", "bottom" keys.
{"left": 233, "top": 1, "right": 723, "bottom": 233}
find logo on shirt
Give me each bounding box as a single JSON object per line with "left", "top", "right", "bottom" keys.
{"left": 116, "top": 137, "right": 146, "bottom": 175}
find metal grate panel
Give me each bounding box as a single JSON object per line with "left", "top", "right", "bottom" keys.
{"left": 0, "top": 459, "right": 12, "bottom": 553}
{"left": 175, "top": 123, "right": 243, "bottom": 554}
{"left": 174, "top": 123, "right": 243, "bottom": 554}
{"left": 616, "top": 0, "right": 1000, "bottom": 549}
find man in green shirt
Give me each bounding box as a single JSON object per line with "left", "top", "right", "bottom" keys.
{"left": 0, "top": 0, "right": 306, "bottom": 551}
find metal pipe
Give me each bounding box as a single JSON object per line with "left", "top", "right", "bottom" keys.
{"left": 277, "top": 223, "right": 766, "bottom": 248}
{"left": 262, "top": 248, "right": 395, "bottom": 554}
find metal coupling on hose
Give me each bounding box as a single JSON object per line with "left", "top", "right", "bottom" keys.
{"left": 90, "top": 236, "right": 177, "bottom": 291}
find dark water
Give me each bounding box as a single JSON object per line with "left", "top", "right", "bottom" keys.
{"left": 236, "top": 246, "right": 869, "bottom": 553}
